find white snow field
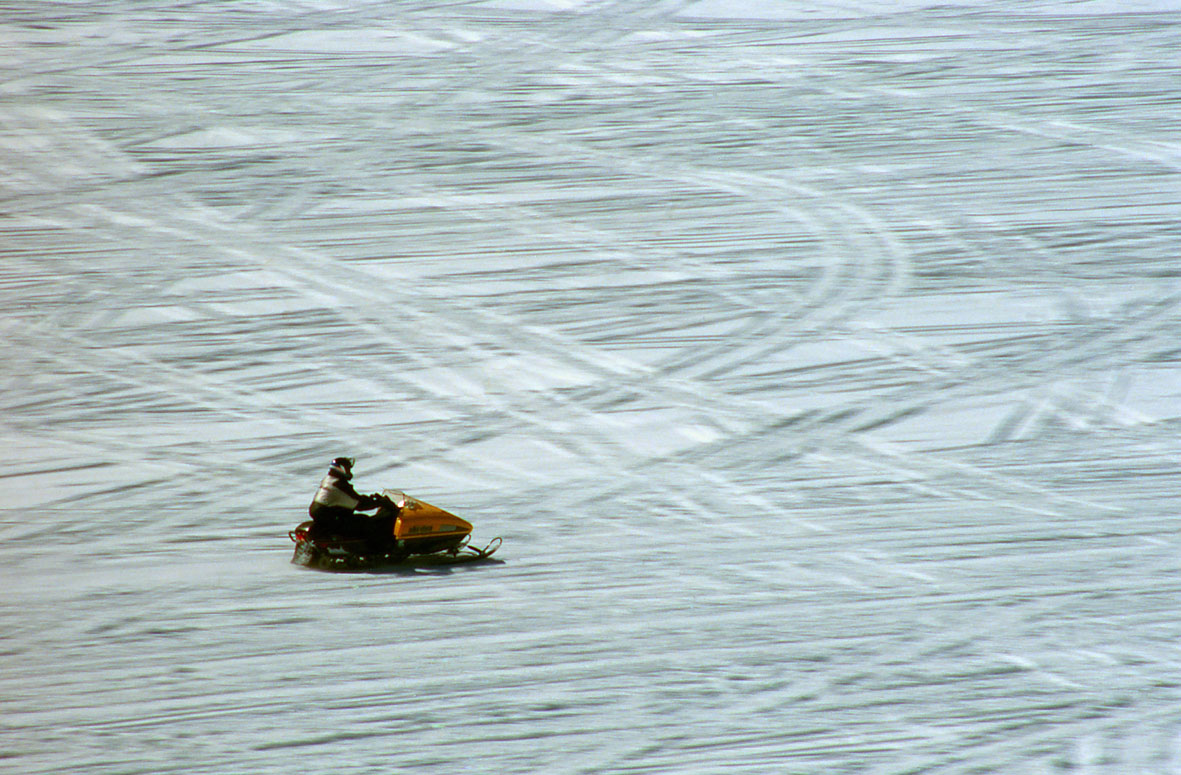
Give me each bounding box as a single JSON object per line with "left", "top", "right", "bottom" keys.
{"left": 2, "top": 1, "right": 1181, "bottom": 773}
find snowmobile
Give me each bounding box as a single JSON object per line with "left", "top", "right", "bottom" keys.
{"left": 290, "top": 489, "right": 501, "bottom": 571}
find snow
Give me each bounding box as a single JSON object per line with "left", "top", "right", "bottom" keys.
{"left": 3, "top": 1, "right": 1181, "bottom": 773}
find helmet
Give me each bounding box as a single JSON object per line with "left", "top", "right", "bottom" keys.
{"left": 329, "top": 457, "right": 355, "bottom": 478}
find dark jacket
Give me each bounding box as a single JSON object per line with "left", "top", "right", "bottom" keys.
{"left": 309, "top": 470, "right": 380, "bottom": 519}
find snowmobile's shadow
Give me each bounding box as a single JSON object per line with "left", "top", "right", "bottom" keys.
{"left": 290, "top": 552, "right": 506, "bottom": 576}
{"left": 341, "top": 556, "right": 507, "bottom": 576}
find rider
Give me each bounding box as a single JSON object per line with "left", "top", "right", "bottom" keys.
{"left": 308, "top": 457, "right": 394, "bottom": 546}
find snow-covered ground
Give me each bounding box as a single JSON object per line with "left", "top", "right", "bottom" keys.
{"left": 3, "top": 1, "right": 1181, "bottom": 772}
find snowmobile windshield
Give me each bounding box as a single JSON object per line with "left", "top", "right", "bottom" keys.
{"left": 382, "top": 489, "right": 415, "bottom": 509}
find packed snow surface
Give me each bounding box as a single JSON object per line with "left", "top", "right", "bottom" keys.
{"left": 3, "top": 1, "right": 1181, "bottom": 773}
